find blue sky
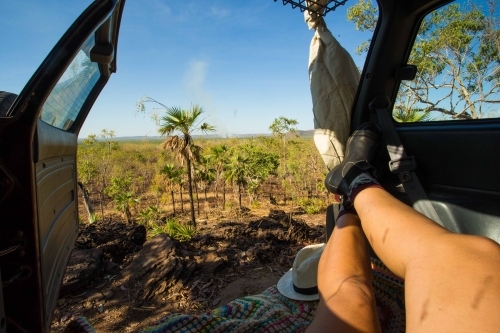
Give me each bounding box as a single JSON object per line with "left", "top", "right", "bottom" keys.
{"left": 1, "top": 0, "right": 370, "bottom": 138}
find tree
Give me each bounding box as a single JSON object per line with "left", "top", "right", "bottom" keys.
{"left": 224, "top": 153, "right": 249, "bottom": 210}
{"left": 347, "top": 0, "right": 500, "bottom": 120}
{"left": 175, "top": 170, "right": 186, "bottom": 214}
{"left": 105, "top": 176, "right": 139, "bottom": 223}
{"left": 77, "top": 130, "right": 118, "bottom": 220}
{"left": 269, "top": 117, "right": 298, "bottom": 204}
{"left": 239, "top": 142, "right": 279, "bottom": 203}
{"left": 210, "top": 144, "right": 229, "bottom": 208}
{"left": 346, "top": 0, "right": 378, "bottom": 55}
{"left": 159, "top": 164, "right": 183, "bottom": 215}
{"left": 269, "top": 117, "right": 298, "bottom": 158}
{"left": 392, "top": 107, "right": 434, "bottom": 123}
{"left": 137, "top": 98, "right": 216, "bottom": 227}
{"left": 196, "top": 155, "right": 216, "bottom": 216}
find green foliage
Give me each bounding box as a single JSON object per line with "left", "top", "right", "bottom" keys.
{"left": 347, "top": 0, "right": 500, "bottom": 120}
{"left": 393, "top": 108, "right": 434, "bottom": 123}
{"left": 250, "top": 201, "right": 262, "bottom": 209}
{"left": 269, "top": 117, "right": 298, "bottom": 139}
{"left": 158, "top": 104, "right": 215, "bottom": 137}
{"left": 165, "top": 219, "right": 197, "bottom": 242}
{"left": 105, "top": 176, "right": 139, "bottom": 223}
{"left": 160, "top": 164, "right": 184, "bottom": 186}
{"left": 78, "top": 160, "right": 99, "bottom": 186}
{"left": 149, "top": 219, "right": 197, "bottom": 242}
{"left": 89, "top": 213, "right": 100, "bottom": 223}
{"left": 77, "top": 122, "right": 331, "bottom": 225}
{"left": 105, "top": 176, "right": 133, "bottom": 198}
{"left": 137, "top": 99, "right": 216, "bottom": 227}
{"left": 148, "top": 222, "right": 170, "bottom": 238}
{"left": 196, "top": 155, "right": 216, "bottom": 187}
{"left": 296, "top": 198, "right": 327, "bottom": 215}
{"left": 240, "top": 143, "right": 279, "bottom": 199}
{"left": 137, "top": 206, "right": 163, "bottom": 225}
{"left": 114, "top": 192, "right": 139, "bottom": 212}
{"left": 346, "top": 0, "right": 378, "bottom": 54}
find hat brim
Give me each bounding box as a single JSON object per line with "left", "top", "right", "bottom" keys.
{"left": 276, "top": 270, "right": 319, "bottom": 301}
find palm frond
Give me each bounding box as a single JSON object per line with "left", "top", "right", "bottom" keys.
{"left": 393, "top": 107, "right": 434, "bottom": 122}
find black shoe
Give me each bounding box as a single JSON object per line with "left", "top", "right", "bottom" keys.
{"left": 324, "top": 123, "right": 381, "bottom": 206}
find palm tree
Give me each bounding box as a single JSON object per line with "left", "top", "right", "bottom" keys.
{"left": 393, "top": 107, "right": 434, "bottom": 122}
{"left": 158, "top": 104, "right": 216, "bottom": 227}
{"left": 160, "top": 164, "right": 182, "bottom": 216}
{"left": 176, "top": 170, "right": 186, "bottom": 214}
{"left": 225, "top": 153, "right": 249, "bottom": 210}
{"left": 196, "top": 155, "right": 216, "bottom": 217}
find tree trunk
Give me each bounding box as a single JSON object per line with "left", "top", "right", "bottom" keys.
{"left": 222, "top": 183, "right": 226, "bottom": 210}
{"left": 77, "top": 182, "right": 94, "bottom": 223}
{"left": 204, "top": 188, "right": 208, "bottom": 219}
{"left": 179, "top": 184, "right": 184, "bottom": 214}
{"left": 99, "top": 190, "right": 105, "bottom": 221}
{"left": 214, "top": 180, "right": 219, "bottom": 207}
{"left": 186, "top": 159, "right": 196, "bottom": 227}
{"left": 238, "top": 183, "right": 242, "bottom": 209}
{"left": 194, "top": 180, "right": 200, "bottom": 216}
{"left": 171, "top": 190, "right": 176, "bottom": 216}
{"left": 125, "top": 206, "right": 132, "bottom": 224}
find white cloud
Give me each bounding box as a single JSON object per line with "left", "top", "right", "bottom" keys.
{"left": 182, "top": 59, "right": 234, "bottom": 136}
{"left": 209, "top": 6, "right": 230, "bottom": 18}
{"left": 149, "top": 0, "right": 172, "bottom": 17}
{"left": 183, "top": 59, "right": 214, "bottom": 111}
{"left": 185, "top": 60, "right": 207, "bottom": 90}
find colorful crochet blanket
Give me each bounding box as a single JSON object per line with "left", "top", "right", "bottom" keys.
{"left": 143, "top": 287, "right": 317, "bottom": 333}
{"left": 64, "top": 258, "right": 405, "bottom": 333}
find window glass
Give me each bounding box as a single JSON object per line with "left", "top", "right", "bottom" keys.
{"left": 39, "top": 35, "right": 100, "bottom": 130}
{"left": 394, "top": 0, "right": 499, "bottom": 122}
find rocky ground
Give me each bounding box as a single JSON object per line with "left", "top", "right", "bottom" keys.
{"left": 50, "top": 210, "right": 326, "bottom": 332}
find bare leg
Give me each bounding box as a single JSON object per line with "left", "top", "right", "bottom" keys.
{"left": 307, "top": 213, "right": 381, "bottom": 333}
{"left": 354, "top": 187, "right": 500, "bottom": 333}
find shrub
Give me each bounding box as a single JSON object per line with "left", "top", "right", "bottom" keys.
{"left": 250, "top": 201, "right": 261, "bottom": 209}
{"left": 137, "top": 206, "right": 162, "bottom": 225}
{"left": 89, "top": 213, "right": 100, "bottom": 223}
{"left": 148, "top": 219, "right": 196, "bottom": 242}
{"left": 296, "top": 197, "right": 326, "bottom": 214}
{"left": 166, "top": 219, "right": 197, "bottom": 242}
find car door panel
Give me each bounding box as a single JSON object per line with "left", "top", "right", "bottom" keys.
{"left": 398, "top": 122, "right": 500, "bottom": 191}
{"left": 35, "top": 120, "right": 79, "bottom": 324}
{"left": 395, "top": 123, "right": 500, "bottom": 243}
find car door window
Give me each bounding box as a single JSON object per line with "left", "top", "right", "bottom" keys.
{"left": 394, "top": 0, "right": 499, "bottom": 122}
{"left": 39, "top": 34, "right": 100, "bottom": 131}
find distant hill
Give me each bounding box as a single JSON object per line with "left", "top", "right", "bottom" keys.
{"left": 78, "top": 130, "right": 315, "bottom": 142}
{"left": 297, "top": 130, "right": 314, "bottom": 137}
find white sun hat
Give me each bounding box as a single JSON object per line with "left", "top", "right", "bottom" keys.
{"left": 277, "top": 243, "right": 326, "bottom": 301}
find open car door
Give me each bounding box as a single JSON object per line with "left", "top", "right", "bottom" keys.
{"left": 0, "top": 0, "right": 125, "bottom": 331}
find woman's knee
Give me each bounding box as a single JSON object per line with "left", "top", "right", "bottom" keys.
{"left": 442, "top": 234, "right": 500, "bottom": 262}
